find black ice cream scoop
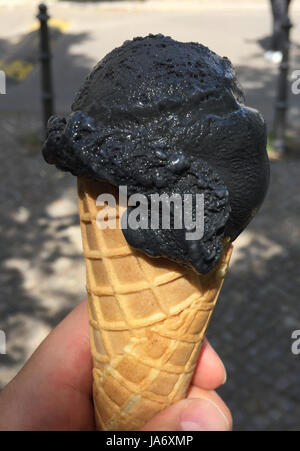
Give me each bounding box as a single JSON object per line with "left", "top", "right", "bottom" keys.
{"left": 42, "top": 34, "right": 270, "bottom": 274}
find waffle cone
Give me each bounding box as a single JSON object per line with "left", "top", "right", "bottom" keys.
{"left": 77, "top": 177, "right": 232, "bottom": 431}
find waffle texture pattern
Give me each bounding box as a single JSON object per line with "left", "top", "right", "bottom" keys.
{"left": 78, "top": 177, "right": 232, "bottom": 430}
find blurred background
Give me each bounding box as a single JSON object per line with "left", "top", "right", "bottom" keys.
{"left": 1, "top": 0, "right": 300, "bottom": 431}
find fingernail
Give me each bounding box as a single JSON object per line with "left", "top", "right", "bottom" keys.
{"left": 180, "top": 398, "right": 230, "bottom": 431}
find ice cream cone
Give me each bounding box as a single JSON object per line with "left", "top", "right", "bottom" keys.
{"left": 77, "top": 177, "right": 233, "bottom": 431}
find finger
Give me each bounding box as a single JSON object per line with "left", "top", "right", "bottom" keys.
{"left": 0, "top": 300, "right": 94, "bottom": 430}
{"left": 187, "top": 385, "right": 232, "bottom": 430}
{"left": 142, "top": 388, "right": 231, "bottom": 431}
{"left": 191, "top": 339, "right": 227, "bottom": 390}
{"left": 21, "top": 299, "right": 92, "bottom": 397}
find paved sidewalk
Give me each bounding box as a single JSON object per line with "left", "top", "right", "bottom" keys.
{"left": 0, "top": 1, "right": 300, "bottom": 431}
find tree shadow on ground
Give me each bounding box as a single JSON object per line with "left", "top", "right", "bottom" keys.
{"left": 235, "top": 37, "right": 300, "bottom": 142}
{"left": 0, "top": 23, "right": 93, "bottom": 115}
{"left": 0, "top": 25, "right": 93, "bottom": 384}
{"left": 239, "top": 31, "right": 300, "bottom": 142}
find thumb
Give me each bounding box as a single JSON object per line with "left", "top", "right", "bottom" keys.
{"left": 141, "top": 396, "right": 231, "bottom": 431}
